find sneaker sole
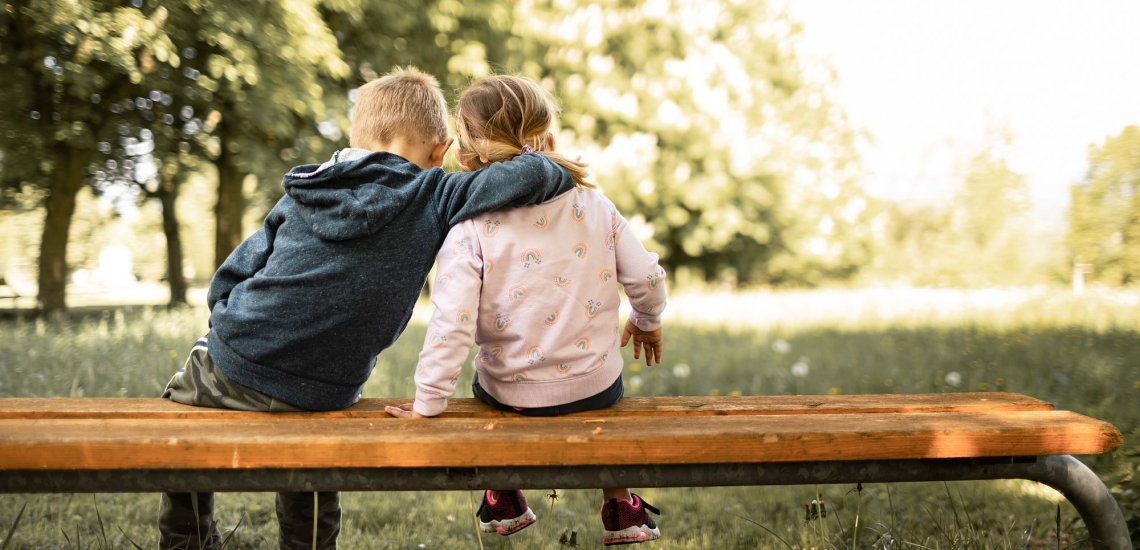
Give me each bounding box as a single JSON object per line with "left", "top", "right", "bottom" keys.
{"left": 479, "top": 508, "right": 537, "bottom": 536}
{"left": 603, "top": 525, "right": 660, "bottom": 545}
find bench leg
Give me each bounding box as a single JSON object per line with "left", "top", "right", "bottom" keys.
{"left": 1022, "top": 455, "right": 1131, "bottom": 550}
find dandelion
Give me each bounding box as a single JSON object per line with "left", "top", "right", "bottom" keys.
{"left": 629, "top": 375, "right": 643, "bottom": 392}
{"left": 791, "top": 356, "right": 809, "bottom": 378}
{"left": 884, "top": 378, "right": 894, "bottom": 387}
{"left": 944, "top": 371, "right": 962, "bottom": 387}
{"left": 828, "top": 387, "right": 841, "bottom": 395}
{"left": 709, "top": 388, "right": 721, "bottom": 396}
{"left": 728, "top": 390, "right": 741, "bottom": 396}
{"left": 772, "top": 339, "right": 791, "bottom": 354}
{"left": 630, "top": 363, "right": 642, "bottom": 373}
{"left": 672, "top": 363, "right": 690, "bottom": 378}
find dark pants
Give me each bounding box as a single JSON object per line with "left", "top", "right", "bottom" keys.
{"left": 472, "top": 372, "right": 624, "bottom": 416}
{"left": 158, "top": 342, "right": 344, "bottom": 550}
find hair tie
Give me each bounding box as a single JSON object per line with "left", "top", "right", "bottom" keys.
{"left": 521, "top": 144, "right": 535, "bottom": 154}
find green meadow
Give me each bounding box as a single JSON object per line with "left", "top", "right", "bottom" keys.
{"left": 1, "top": 288, "right": 1138, "bottom": 549}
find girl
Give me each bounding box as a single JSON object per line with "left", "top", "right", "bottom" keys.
{"left": 386, "top": 75, "right": 668, "bottom": 546}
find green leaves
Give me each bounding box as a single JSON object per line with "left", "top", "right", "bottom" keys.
{"left": 1068, "top": 125, "right": 1140, "bottom": 286}
{"left": 512, "top": 0, "right": 867, "bottom": 286}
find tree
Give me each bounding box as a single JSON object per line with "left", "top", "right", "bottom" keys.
{"left": 506, "top": 0, "right": 867, "bottom": 286}
{"left": 156, "top": 0, "right": 347, "bottom": 270}
{"left": 1069, "top": 125, "right": 1140, "bottom": 285}
{"left": 0, "top": 0, "right": 175, "bottom": 312}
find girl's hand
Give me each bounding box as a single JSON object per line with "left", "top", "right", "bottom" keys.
{"left": 385, "top": 403, "right": 427, "bottom": 419}
{"left": 621, "top": 318, "right": 664, "bottom": 366}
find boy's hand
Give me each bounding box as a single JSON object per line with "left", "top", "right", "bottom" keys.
{"left": 385, "top": 403, "right": 427, "bottom": 419}
{"left": 621, "top": 318, "right": 663, "bottom": 366}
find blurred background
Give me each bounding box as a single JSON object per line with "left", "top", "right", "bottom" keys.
{"left": 2, "top": 0, "right": 1140, "bottom": 547}
{"left": 2, "top": 0, "right": 1137, "bottom": 309}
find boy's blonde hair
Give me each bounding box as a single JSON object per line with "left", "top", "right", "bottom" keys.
{"left": 350, "top": 66, "right": 449, "bottom": 148}
{"left": 455, "top": 75, "right": 592, "bottom": 187}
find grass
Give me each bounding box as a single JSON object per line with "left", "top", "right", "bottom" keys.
{"left": 1, "top": 287, "right": 1138, "bottom": 548}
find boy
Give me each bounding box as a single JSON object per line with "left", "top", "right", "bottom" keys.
{"left": 158, "top": 67, "right": 576, "bottom": 550}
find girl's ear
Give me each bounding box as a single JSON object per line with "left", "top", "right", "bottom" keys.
{"left": 545, "top": 133, "right": 556, "bottom": 152}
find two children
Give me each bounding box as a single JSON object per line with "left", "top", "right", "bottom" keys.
{"left": 158, "top": 68, "right": 576, "bottom": 550}
{"left": 384, "top": 75, "right": 669, "bottom": 546}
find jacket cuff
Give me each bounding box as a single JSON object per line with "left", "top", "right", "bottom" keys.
{"left": 413, "top": 392, "right": 448, "bottom": 417}
{"left": 630, "top": 305, "right": 664, "bottom": 332}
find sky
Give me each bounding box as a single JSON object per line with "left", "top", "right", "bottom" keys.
{"left": 784, "top": 0, "right": 1140, "bottom": 225}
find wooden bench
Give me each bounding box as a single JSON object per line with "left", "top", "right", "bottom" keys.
{"left": 0, "top": 392, "right": 1128, "bottom": 549}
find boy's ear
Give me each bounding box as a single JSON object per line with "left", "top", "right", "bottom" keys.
{"left": 430, "top": 138, "right": 454, "bottom": 168}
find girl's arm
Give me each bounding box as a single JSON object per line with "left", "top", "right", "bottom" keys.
{"left": 406, "top": 221, "right": 485, "bottom": 417}
{"left": 612, "top": 204, "right": 668, "bottom": 364}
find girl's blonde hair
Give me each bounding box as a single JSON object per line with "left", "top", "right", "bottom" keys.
{"left": 455, "top": 75, "right": 592, "bottom": 188}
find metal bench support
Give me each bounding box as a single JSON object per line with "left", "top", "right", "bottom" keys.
{"left": 1, "top": 454, "right": 1129, "bottom": 550}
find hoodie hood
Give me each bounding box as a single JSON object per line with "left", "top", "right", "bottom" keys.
{"left": 281, "top": 149, "right": 424, "bottom": 241}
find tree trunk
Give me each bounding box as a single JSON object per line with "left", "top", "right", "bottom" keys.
{"left": 36, "top": 145, "right": 91, "bottom": 314}
{"left": 159, "top": 178, "right": 188, "bottom": 306}
{"left": 214, "top": 133, "right": 246, "bottom": 270}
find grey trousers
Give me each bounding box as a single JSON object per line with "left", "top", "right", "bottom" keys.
{"left": 158, "top": 340, "right": 342, "bottom": 550}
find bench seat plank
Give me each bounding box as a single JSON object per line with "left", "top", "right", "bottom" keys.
{"left": 0, "top": 410, "right": 1119, "bottom": 470}
{"left": 0, "top": 392, "right": 1053, "bottom": 420}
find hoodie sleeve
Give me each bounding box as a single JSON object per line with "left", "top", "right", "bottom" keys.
{"left": 611, "top": 202, "right": 668, "bottom": 331}
{"left": 207, "top": 200, "right": 286, "bottom": 314}
{"left": 414, "top": 221, "right": 484, "bottom": 416}
{"left": 431, "top": 153, "right": 574, "bottom": 228}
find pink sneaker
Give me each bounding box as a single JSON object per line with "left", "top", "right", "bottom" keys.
{"left": 601, "top": 494, "right": 661, "bottom": 545}
{"left": 476, "top": 490, "right": 537, "bottom": 536}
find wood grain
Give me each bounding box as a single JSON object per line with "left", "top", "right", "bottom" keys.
{"left": 0, "top": 392, "right": 1053, "bottom": 420}
{"left": 0, "top": 410, "right": 1119, "bottom": 470}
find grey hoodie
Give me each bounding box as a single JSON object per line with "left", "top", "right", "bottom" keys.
{"left": 205, "top": 148, "right": 575, "bottom": 410}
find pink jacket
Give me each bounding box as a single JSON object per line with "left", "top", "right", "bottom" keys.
{"left": 413, "top": 187, "right": 667, "bottom": 416}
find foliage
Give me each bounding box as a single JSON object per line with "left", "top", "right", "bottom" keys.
{"left": 0, "top": 0, "right": 180, "bottom": 311}
{"left": 1068, "top": 125, "right": 1140, "bottom": 286}
{"left": 507, "top": 0, "right": 869, "bottom": 286}
{"left": 863, "top": 130, "right": 1058, "bottom": 287}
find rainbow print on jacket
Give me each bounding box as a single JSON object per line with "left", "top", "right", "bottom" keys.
{"left": 555, "top": 276, "right": 571, "bottom": 287}
{"left": 647, "top": 275, "right": 661, "bottom": 291}
{"left": 483, "top": 219, "right": 501, "bottom": 237}
{"left": 585, "top": 300, "right": 601, "bottom": 318}
{"left": 521, "top": 248, "right": 541, "bottom": 267}
{"left": 428, "top": 331, "right": 447, "bottom": 348}
{"left": 454, "top": 238, "right": 472, "bottom": 254}
{"left": 575, "top": 337, "right": 589, "bottom": 351}
{"left": 606, "top": 231, "right": 618, "bottom": 250}
{"left": 513, "top": 371, "right": 530, "bottom": 382}
{"left": 572, "top": 243, "right": 587, "bottom": 258}
{"left": 456, "top": 309, "right": 472, "bottom": 323}
{"left": 437, "top": 274, "right": 452, "bottom": 290}
{"left": 483, "top": 260, "right": 494, "bottom": 274}
{"left": 509, "top": 286, "right": 527, "bottom": 301}
{"left": 493, "top": 314, "right": 510, "bottom": 332}
{"left": 489, "top": 345, "right": 504, "bottom": 359}
{"left": 526, "top": 345, "right": 547, "bottom": 364}
{"left": 544, "top": 311, "right": 559, "bottom": 325}
{"left": 599, "top": 269, "right": 614, "bottom": 283}
{"left": 532, "top": 215, "right": 549, "bottom": 229}
{"left": 556, "top": 363, "right": 572, "bottom": 373}
{"left": 572, "top": 203, "right": 586, "bottom": 222}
